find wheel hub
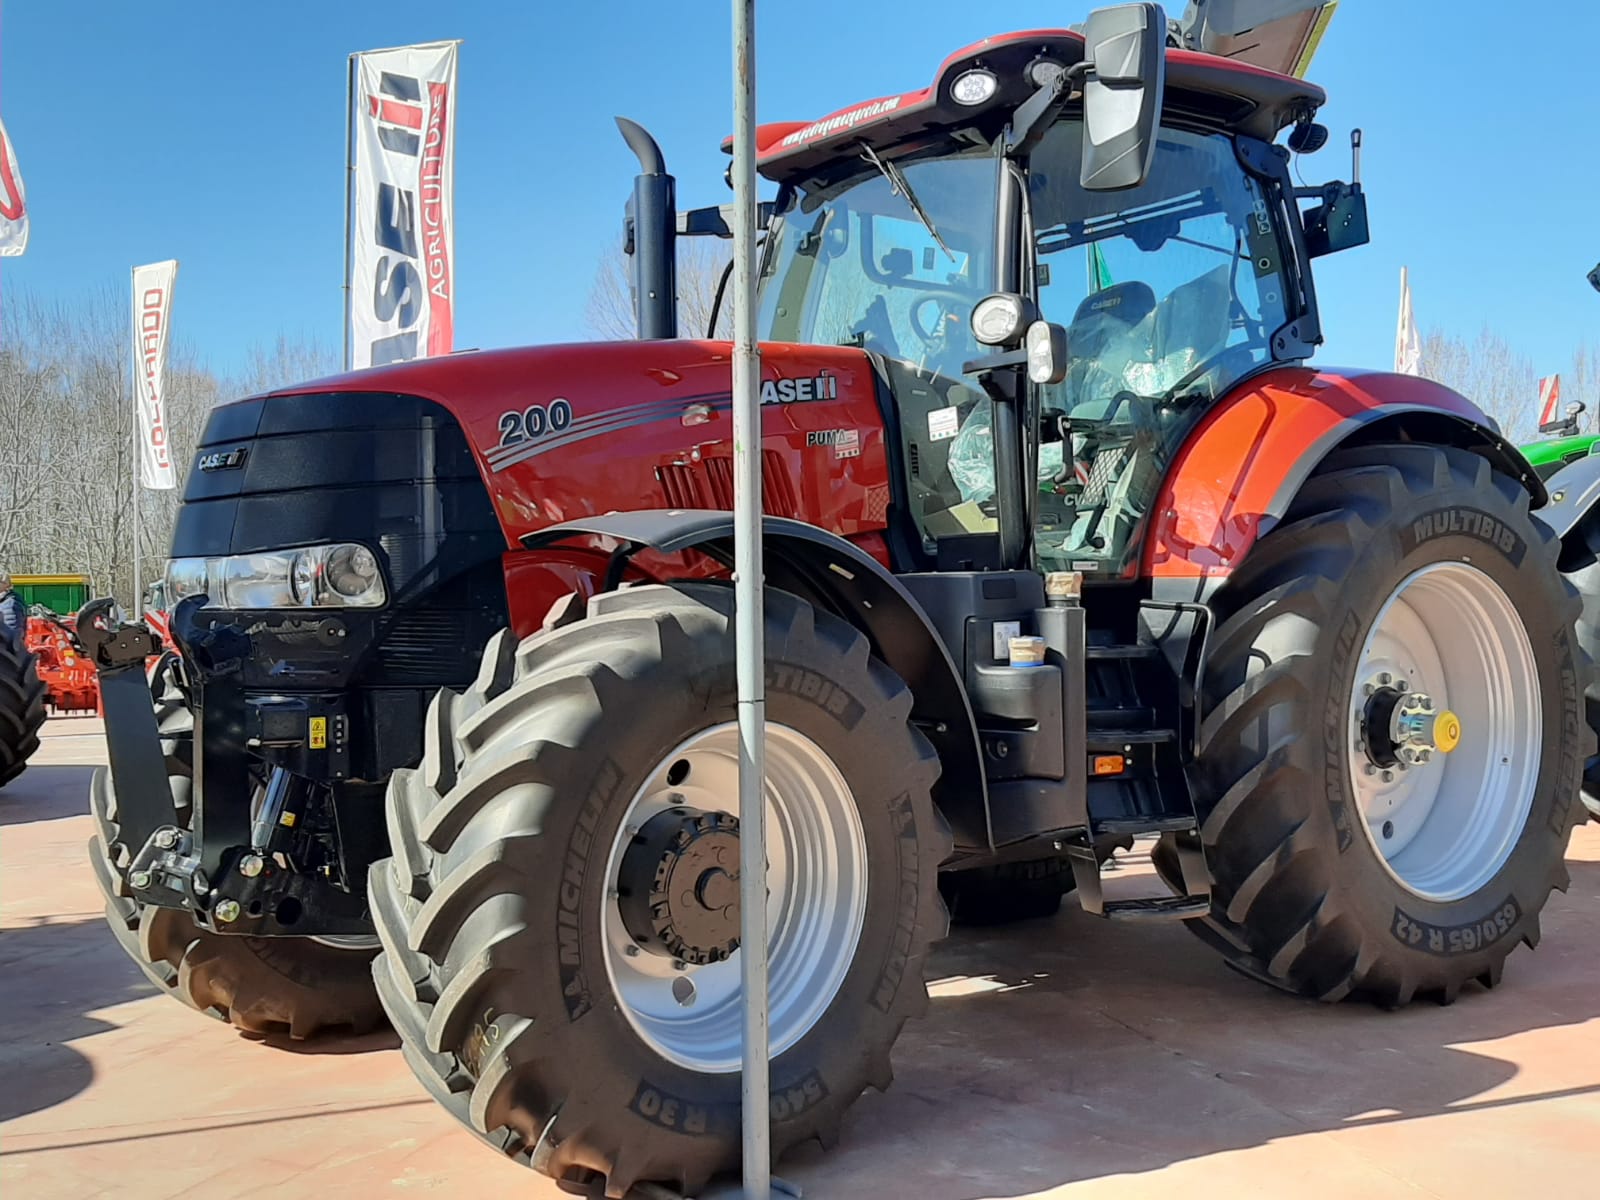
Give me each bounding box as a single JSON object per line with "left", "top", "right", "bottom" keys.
{"left": 617, "top": 807, "right": 742, "bottom": 966}
{"left": 1360, "top": 681, "right": 1461, "bottom": 770}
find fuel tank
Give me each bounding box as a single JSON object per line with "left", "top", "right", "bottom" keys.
{"left": 278, "top": 339, "right": 895, "bottom": 548}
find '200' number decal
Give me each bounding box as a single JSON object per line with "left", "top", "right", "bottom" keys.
{"left": 497, "top": 398, "right": 574, "bottom": 447}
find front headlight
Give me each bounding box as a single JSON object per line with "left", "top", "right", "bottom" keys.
{"left": 163, "top": 544, "right": 387, "bottom": 610}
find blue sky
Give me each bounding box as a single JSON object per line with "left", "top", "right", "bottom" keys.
{"left": 2, "top": 1, "right": 1596, "bottom": 381}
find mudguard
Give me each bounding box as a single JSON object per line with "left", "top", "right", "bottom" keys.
{"left": 1145, "top": 366, "right": 1540, "bottom": 601}
{"left": 1532, "top": 451, "right": 1600, "bottom": 542}
{"left": 523, "top": 510, "right": 991, "bottom": 853}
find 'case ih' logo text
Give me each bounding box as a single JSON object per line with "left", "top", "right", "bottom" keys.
{"left": 364, "top": 69, "right": 452, "bottom": 365}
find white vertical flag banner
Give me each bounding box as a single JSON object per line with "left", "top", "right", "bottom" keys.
{"left": 1395, "top": 265, "right": 1421, "bottom": 376}
{"left": 0, "top": 116, "right": 29, "bottom": 256}
{"left": 131, "top": 260, "right": 179, "bottom": 490}
{"left": 349, "top": 41, "right": 458, "bottom": 370}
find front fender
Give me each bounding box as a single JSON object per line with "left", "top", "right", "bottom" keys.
{"left": 1145, "top": 367, "right": 1541, "bottom": 601}
{"left": 524, "top": 510, "right": 991, "bottom": 853}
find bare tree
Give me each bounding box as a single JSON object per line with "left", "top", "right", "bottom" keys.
{"left": 1419, "top": 326, "right": 1540, "bottom": 443}
{"left": 586, "top": 236, "right": 734, "bottom": 341}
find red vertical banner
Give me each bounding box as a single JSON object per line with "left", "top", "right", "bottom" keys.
{"left": 349, "top": 41, "right": 459, "bottom": 369}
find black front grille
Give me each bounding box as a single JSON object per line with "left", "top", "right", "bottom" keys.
{"left": 374, "top": 608, "right": 481, "bottom": 683}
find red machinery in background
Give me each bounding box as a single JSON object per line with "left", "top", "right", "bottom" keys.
{"left": 25, "top": 611, "right": 100, "bottom": 715}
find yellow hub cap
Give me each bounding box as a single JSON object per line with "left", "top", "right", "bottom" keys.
{"left": 1433, "top": 710, "right": 1462, "bottom": 753}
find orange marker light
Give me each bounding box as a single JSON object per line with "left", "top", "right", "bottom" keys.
{"left": 1091, "top": 754, "right": 1126, "bottom": 776}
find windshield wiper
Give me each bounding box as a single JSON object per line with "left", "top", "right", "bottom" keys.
{"left": 860, "top": 143, "right": 955, "bottom": 264}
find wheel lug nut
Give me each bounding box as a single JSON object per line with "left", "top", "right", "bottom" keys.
{"left": 238, "top": 853, "right": 265, "bottom": 878}
{"left": 1363, "top": 764, "right": 1376, "bottom": 777}
{"left": 1378, "top": 672, "right": 1392, "bottom": 685}
{"left": 624, "top": 944, "right": 640, "bottom": 958}
{"left": 1381, "top": 769, "right": 1394, "bottom": 783}
{"left": 1396, "top": 679, "right": 1409, "bottom": 692}
{"left": 1363, "top": 684, "right": 1375, "bottom": 696}
{"left": 214, "top": 899, "right": 241, "bottom": 924}
{"left": 672, "top": 959, "right": 687, "bottom": 972}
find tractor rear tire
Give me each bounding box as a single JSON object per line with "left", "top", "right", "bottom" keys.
{"left": 1179, "top": 444, "right": 1589, "bottom": 1006}
{"left": 89, "top": 653, "right": 383, "bottom": 1038}
{"left": 1557, "top": 514, "right": 1600, "bottom": 822}
{"left": 369, "top": 584, "right": 949, "bottom": 1198}
{"left": 0, "top": 639, "right": 46, "bottom": 789}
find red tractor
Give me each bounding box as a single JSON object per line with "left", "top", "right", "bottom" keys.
{"left": 80, "top": 4, "right": 1597, "bottom": 1195}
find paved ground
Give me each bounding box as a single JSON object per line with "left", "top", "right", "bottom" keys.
{"left": 4, "top": 716, "right": 1598, "bottom": 1200}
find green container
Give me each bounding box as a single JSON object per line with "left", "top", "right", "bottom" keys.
{"left": 11, "top": 573, "right": 91, "bottom": 616}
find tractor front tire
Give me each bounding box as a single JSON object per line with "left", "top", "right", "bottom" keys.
{"left": 370, "top": 584, "right": 949, "bottom": 1198}
{"left": 0, "top": 640, "right": 46, "bottom": 789}
{"left": 88, "top": 654, "right": 383, "bottom": 1038}
{"left": 1180, "top": 444, "right": 1588, "bottom": 1005}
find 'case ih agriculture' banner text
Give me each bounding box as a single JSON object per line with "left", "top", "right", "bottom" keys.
{"left": 131, "top": 260, "right": 179, "bottom": 489}
{"left": 350, "top": 41, "right": 458, "bottom": 370}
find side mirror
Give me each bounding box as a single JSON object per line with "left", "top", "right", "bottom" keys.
{"left": 1026, "top": 321, "right": 1069, "bottom": 385}
{"left": 1080, "top": 3, "right": 1167, "bottom": 192}
{"left": 1302, "top": 182, "right": 1370, "bottom": 258}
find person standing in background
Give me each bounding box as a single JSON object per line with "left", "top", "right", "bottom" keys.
{"left": 0, "top": 574, "right": 26, "bottom": 650}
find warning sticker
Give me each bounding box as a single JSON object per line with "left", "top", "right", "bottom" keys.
{"left": 928, "top": 406, "right": 959, "bottom": 442}
{"left": 309, "top": 716, "right": 327, "bottom": 750}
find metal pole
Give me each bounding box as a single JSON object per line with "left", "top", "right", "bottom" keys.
{"left": 129, "top": 268, "right": 142, "bottom": 619}
{"left": 342, "top": 52, "right": 356, "bottom": 372}
{"left": 730, "top": 1, "right": 770, "bottom": 1197}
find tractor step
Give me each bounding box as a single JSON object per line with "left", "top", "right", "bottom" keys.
{"left": 1093, "top": 814, "right": 1197, "bottom": 836}
{"left": 1086, "top": 727, "right": 1177, "bottom": 746}
{"left": 1102, "top": 895, "right": 1211, "bottom": 921}
{"left": 1086, "top": 643, "right": 1161, "bottom": 661}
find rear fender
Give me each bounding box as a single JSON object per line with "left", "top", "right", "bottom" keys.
{"left": 523, "top": 510, "right": 991, "bottom": 852}
{"left": 1145, "top": 367, "right": 1542, "bottom": 603}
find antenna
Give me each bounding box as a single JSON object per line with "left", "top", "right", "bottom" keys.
{"left": 1351, "top": 128, "right": 1363, "bottom": 186}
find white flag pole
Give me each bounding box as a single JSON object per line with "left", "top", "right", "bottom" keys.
{"left": 343, "top": 52, "right": 356, "bottom": 372}
{"left": 130, "top": 267, "right": 142, "bottom": 618}
{"left": 731, "top": 0, "right": 771, "bottom": 1197}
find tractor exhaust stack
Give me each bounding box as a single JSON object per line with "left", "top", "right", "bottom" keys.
{"left": 616, "top": 116, "right": 678, "bottom": 340}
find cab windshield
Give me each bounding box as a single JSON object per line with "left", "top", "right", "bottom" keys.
{"left": 757, "top": 146, "right": 1001, "bottom": 550}
{"left": 947, "top": 120, "right": 1292, "bottom": 575}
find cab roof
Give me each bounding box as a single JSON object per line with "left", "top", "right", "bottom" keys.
{"left": 724, "top": 29, "right": 1325, "bottom": 181}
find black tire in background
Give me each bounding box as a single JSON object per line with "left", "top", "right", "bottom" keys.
{"left": 89, "top": 651, "right": 383, "bottom": 1038}
{"left": 370, "top": 584, "right": 949, "bottom": 1198}
{"left": 1175, "top": 444, "right": 1589, "bottom": 1005}
{"left": 1556, "top": 513, "right": 1600, "bottom": 822}
{"left": 940, "top": 837, "right": 1131, "bottom": 925}
{"left": 0, "top": 638, "right": 46, "bottom": 789}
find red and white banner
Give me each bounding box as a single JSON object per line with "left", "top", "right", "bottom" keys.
{"left": 349, "top": 41, "right": 458, "bottom": 370}
{"left": 1539, "top": 374, "right": 1564, "bottom": 430}
{"left": 131, "top": 260, "right": 179, "bottom": 490}
{"left": 0, "top": 116, "right": 29, "bottom": 256}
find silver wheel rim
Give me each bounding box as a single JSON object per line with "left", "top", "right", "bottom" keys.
{"left": 1347, "top": 562, "right": 1541, "bottom": 901}
{"left": 601, "top": 722, "right": 869, "bottom": 1074}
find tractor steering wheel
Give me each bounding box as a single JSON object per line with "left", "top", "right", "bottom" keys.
{"left": 910, "top": 295, "right": 960, "bottom": 346}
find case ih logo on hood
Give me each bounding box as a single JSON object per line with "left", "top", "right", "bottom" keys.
{"left": 363, "top": 69, "right": 452, "bottom": 366}
{"left": 197, "top": 448, "right": 247, "bottom": 473}
{"left": 762, "top": 374, "right": 838, "bottom": 405}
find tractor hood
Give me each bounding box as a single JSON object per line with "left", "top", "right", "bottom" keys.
{"left": 245, "top": 339, "right": 892, "bottom": 549}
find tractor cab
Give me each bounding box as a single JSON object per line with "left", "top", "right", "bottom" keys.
{"left": 744, "top": 10, "right": 1365, "bottom": 578}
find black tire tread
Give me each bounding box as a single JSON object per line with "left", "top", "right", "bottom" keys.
{"left": 0, "top": 639, "right": 47, "bottom": 789}
{"left": 371, "top": 585, "right": 950, "bottom": 1197}
{"left": 1182, "top": 444, "right": 1591, "bottom": 1006}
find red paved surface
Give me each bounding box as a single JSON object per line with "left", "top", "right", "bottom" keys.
{"left": 4, "top": 717, "right": 1598, "bottom": 1198}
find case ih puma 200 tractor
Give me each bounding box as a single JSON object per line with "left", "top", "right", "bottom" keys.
{"left": 81, "top": 4, "right": 1600, "bottom": 1195}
